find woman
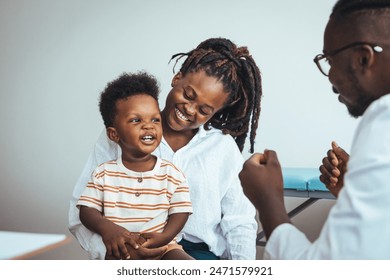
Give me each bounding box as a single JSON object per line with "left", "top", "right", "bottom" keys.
{"left": 69, "top": 37, "right": 263, "bottom": 259}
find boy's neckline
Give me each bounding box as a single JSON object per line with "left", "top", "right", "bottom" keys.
{"left": 120, "top": 154, "right": 158, "bottom": 173}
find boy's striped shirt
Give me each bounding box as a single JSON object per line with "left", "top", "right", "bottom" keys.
{"left": 77, "top": 157, "right": 192, "bottom": 234}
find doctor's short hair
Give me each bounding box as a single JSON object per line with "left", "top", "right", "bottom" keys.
{"left": 331, "top": 0, "right": 390, "bottom": 18}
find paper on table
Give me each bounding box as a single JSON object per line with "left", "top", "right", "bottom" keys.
{"left": 0, "top": 231, "right": 68, "bottom": 260}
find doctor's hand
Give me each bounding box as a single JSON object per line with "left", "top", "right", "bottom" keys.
{"left": 239, "top": 150, "right": 290, "bottom": 239}
{"left": 319, "top": 141, "right": 349, "bottom": 198}
{"left": 239, "top": 151, "right": 284, "bottom": 209}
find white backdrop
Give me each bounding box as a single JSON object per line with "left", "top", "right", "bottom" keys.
{"left": 0, "top": 0, "right": 358, "bottom": 259}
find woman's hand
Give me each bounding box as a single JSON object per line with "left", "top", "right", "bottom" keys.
{"left": 319, "top": 141, "right": 349, "bottom": 198}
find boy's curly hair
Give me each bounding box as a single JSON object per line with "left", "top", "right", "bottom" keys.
{"left": 99, "top": 72, "right": 160, "bottom": 128}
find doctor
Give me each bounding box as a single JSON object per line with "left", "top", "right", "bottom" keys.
{"left": 239, "top": 0, "right": 390, "bottom": 259}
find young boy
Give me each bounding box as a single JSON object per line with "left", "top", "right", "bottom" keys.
{"left": 77, "top": 72, "right": 193, "bottom": 260}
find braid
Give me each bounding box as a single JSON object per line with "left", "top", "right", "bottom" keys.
{"left": 332, "top": 0, "right": 390, "bottom": 17}
{"left": 170, "top": 38, "right": 262, "bottom": 153}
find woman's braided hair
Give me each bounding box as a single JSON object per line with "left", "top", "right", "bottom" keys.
{"left": 170, "top": 38, "right": 262, "bottom": 153}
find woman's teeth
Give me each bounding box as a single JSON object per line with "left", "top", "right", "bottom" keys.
{"left": 175, "top": 108, "right": 189, "bottom": 121}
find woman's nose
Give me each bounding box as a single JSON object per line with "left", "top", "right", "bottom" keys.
{"left": 184, "top": 102, "right": 196, "bottom": 115}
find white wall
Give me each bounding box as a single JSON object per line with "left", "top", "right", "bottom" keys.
{"left": 0, "top": 0, "right": 359, "bottom": 259}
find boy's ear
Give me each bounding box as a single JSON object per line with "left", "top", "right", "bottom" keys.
{"left": 171, "top": 72, "right": 182, "bottom": 87}
{"left": 106, "top": 127, "right": 119, "bottom": 143}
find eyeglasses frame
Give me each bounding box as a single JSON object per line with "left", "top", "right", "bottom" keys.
{"left": 313, "top": 42, "right": 384, "bottom": 76}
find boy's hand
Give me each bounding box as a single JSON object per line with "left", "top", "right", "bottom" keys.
{"left": 141, "top": 232, "right": 169, "bottom": 248}
{"left": 100, "top": 222, "right": 142, "bottom": 260}
{"left": 103, "top": 228, "right": 167, "bottom": 260}
{"left": 125, "top": 242, "right": 168, "bottom": 260}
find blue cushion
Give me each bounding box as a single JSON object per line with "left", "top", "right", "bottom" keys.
{"left": 282, "top": 168, "right": 319, "bottom": 191}
{"left": 308, "top": 175, "right": 328, "bottom": 192}
{"left": 282, "top": 167, "right": 334, "bottom": 199}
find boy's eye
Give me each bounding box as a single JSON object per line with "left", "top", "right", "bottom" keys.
{"left": 152, "top": 118, "right": 161, "bottom": 123}
{"left": 130, "top": 118, "right": 140, "bottom": 123}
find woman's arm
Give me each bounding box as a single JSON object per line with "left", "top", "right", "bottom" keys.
{"left": 68, "top": 130, "right": 119, "bottom": 259}
{"left": 220, "top": 174, "right": 259, "bottom": 259}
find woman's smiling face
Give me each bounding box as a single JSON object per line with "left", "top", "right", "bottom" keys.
{"left": 162, "top": 70, "right": 229, "bottom": 132}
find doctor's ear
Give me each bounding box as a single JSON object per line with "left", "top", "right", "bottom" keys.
{"left": 106, "top": 127, "right": 119, "bottom": 143}
{"left": 359, "top": 44, "right": 377, "bottom": 68}
{"left": 360, "top": 57, "right": 368, "bottom": 65}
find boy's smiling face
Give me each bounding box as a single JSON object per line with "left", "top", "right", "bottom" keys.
{"left": 108, "top": 94, "right": 162, "bottom": 158}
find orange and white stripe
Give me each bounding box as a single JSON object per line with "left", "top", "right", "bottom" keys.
{"left": 77, "top": 157, "right": 192, "bottom": 234}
